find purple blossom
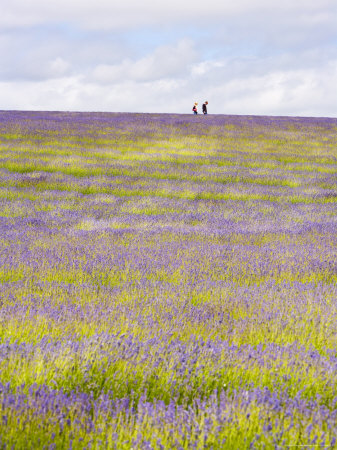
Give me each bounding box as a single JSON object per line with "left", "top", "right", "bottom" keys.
{"left": 0, "top": 111, "right": 336, "bottom": 447}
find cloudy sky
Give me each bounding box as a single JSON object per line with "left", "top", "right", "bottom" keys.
{"left": 1, "top": 0, "right": 336, "bottom": 116}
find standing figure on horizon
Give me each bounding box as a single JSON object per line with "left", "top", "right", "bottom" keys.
{"left": 192, "top": 102, "right": 198, "bottom": 114}
{"left": 202, "top": 101, "right": 208, "bottom": 114}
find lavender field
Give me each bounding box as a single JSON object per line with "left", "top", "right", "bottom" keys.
{"left": 0, "top": 110, "right": 337, "bottom": 449}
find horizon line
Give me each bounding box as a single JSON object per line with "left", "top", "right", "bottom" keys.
{"left": 0, "top": 109, "right": 336, "bottom": 121}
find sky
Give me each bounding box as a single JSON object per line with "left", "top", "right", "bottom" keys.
{"left": 1, "top": 0, "right": 336, "bottom": 116}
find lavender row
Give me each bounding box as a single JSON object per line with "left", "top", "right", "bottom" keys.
{"left": 0, "top": 111, "right": 336, "bottom": 448}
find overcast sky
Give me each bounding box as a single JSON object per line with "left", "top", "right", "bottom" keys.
{"left": 1, "top": 0, "right": 336, "bottom": 116}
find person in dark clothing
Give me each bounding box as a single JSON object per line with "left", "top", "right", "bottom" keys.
{"left": 202, "top": 101, "right": 208, "bottom": 114}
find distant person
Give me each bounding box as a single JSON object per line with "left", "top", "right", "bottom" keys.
{"left": 202, "top": 101, "right": 208, "bottom": 114}
{"left": 192, "top": 102, "right": 198, "bottom": 114}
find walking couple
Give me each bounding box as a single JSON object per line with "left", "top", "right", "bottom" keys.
{"left": 193, "top": 101, "right": 208, "bottom": 115}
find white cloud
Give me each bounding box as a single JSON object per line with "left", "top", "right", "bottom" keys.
{"left": 0, "top": 0, "right": 336, "bottom": 116}
{"left": 1, "top": 0, "right": 336, "bottom": 30}
{"left": 92, "top": 40, "right": 197, "bottom": 83}
{"left": 1, "top": 57, "right": 336, "bottom": 117}
{"left": 191, "top": 61, "right": 225, "bottom": 77}
{"left": 47, "top": 57, "right": 71, "bottom": 77}
{"left": 198, "top": 61, "right": 337, "bottom": 116}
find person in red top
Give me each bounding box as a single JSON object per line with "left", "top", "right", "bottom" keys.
{"left": 192, "top": 102, "right": 198, "bottom": 114}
